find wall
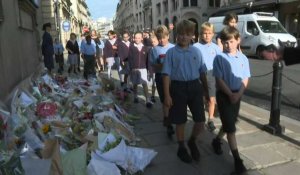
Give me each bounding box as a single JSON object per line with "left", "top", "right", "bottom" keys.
{"left": 0, "top": 0, "right": 42, "bottom": 100}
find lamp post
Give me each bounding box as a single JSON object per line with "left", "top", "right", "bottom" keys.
{"left": 53, "top": 0, "right": 61, "bottom": 42}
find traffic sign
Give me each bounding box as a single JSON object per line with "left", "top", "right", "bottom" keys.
{"left": 62, "top": 20, "right": 71, "bottom": 32}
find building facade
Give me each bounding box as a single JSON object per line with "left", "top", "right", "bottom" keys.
{"left": 41, "top": 0, "right": 91, "bottom": 45}
{"left": 0, "top": 0, "right": 43, "bottom": 100}
{"left": 91, "top": 18, "right": 114, "bottom": 38}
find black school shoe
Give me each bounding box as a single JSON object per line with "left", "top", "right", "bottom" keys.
{"left": 150, "top": 96, "right": 156, "bottom": 103}
{"left": 146, "top": 101, "right": 153, "bottom": 108}
{"left": 187, "top": 139, "right": 200, "bottom": 162}
{"left": 177, "top": 147, "right": 192, "bottom": 163}
{"left": 167, "top": 125, "right": 175, "bottom": 138}
{"left": 212, "top": 138, "right": 223, "bottom": 155}
{"left": 133, "top": 97, "right": 139, "bottom": 103}
{"left": 207, "top": 120, "right": 216, "bottom": 132}
{"left": 234, "top": 158, "right": 247, "bottom": 174}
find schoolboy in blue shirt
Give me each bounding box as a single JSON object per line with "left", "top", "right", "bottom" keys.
{"left": 150, "top": 25, "right": 175, "bottom": 137}
{"left": 81, "top": 35, "right": 97, "bottom": 79}
{"left": 53, "top": 38, "right": 65, "bottom": 74}
{"left": 162, "top": 20, "right": 209, "bottom": 163}
{"left": 194, "top": 22, "right": 221, "bottom": 132}
{"left": 212, "top": 26, "right": 250, "bottom": 174}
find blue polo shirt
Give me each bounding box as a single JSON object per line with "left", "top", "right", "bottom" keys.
{"left": 193, "top": 42, "right": 221, "bottom": 71}
{"left": 81, "top": 41, "right": 96, "bottom": 55}
{"left": 53, "top": 43, "right": 64, "bottom": 55}
{"left": 162, "top": 45, "right": 207, "bottom": 81}
{"left": 150, "top": 43, "right": 175, "bottom": 66}
{"left": 213, "top": 51, "right": 251, "bottom": 91}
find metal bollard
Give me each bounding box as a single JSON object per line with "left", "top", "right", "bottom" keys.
{"left": 264, "top": 61, "right": 285, "bottom": 135}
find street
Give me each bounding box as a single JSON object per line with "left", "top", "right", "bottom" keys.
{"left": 244, "top": 58, "right": 300, "bottom": 121}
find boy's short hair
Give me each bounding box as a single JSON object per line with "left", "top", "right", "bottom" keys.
{"left": 123, "top": 31, "right": 130, "bottom": 36}
{"left": 85, "top": 35, "right": 91, "bottom": 40}
{"left": 134, "top": 31, "right": 143, "bottom": 37}
{"left": 70, "top": 33, "right": 76, "bottom": 38}
{"left": 200, "top": 22, "right": 215, "bottom": 34}
{"left": 220, "top": 26, "right": 240, "bottom": 41}
{"left": 223, "top": 13, "right": 238, "bottom": 25}
{"left": 154, "top": 25, "right": 169, "bottom": 39}
{"left": 108, "top": 30, "right": 116, "bottom": 35}
{"left": 176, "top": 20, "right": 195, "bottom": 35}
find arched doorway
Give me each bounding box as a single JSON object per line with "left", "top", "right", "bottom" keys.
{"left": 158, "top": 20, "right": 161, "bottom": 25}
{"left": 188, "top": 18, "right": 199, "bottom": 42}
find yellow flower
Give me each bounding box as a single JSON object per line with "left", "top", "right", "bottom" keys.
{"left": 42, "top": 124, "right": 51, "bottom": 134}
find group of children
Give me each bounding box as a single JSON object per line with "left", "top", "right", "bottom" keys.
{"left": 118, "top": 14, "right": 249, "bottom": 175}
{"left": 50, "top": 13, "right": 250, "bottom": 174}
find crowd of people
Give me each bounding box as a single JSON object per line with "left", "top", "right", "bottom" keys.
{"left": 39, "top": 12, "right": 300, "bottom": 174}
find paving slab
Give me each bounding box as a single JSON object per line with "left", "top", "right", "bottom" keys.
{"left": 262, "top": 161, "right": 300, "bottom": 175}
{"left": 237, "top": 131, "right": 283, "bottom": 149}
{"left": 240, "top": 144, "right": 290, "bottom": 168}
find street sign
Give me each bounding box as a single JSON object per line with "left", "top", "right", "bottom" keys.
{"left": 62, "top": 20, "right": 71, "bottom": 32}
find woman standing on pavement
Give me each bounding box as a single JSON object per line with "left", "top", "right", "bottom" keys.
{"left": 66, "top": 33, "right": 80, "bottom": 74}
{"left": 41, "top": 23, "right": 54, "bottom": 74}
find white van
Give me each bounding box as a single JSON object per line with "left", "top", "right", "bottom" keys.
{"left": 208, "top": 12, "right": 297, "bottom": 57}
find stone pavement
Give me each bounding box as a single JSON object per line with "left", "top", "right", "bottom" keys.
{"left": 109, "top": 71, "right": 300, "bottom": 175}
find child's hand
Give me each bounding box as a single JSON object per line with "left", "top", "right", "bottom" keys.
{"left": 164, "top": 96, "right": 173, "bottom": 108}
{"left": 230, "top": 93, "right": 240, "bottom": 104}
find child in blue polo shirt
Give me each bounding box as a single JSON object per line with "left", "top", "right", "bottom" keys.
{"left": 212, "top": 26, "right": 250, "bottom": 174}
{"left": 194, "top": 22, "right": 221, "bottom": 132}
{"left": 150, "top": 25, "right": 175, "bottom": 137}
{"left": 162, "top": 20, "right": 209, "bottom": 163}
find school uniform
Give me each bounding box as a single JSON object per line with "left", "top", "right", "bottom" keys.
{"left": 150, "top": 43, "right": 175, "bottom": 102}
{"left": 213, "top": 51, "right": 251, "bottom": 133}
{"left": 194, "top": 42, "right": 221, "bottom": 97}
{"left": 66, "top": 40, "right": 80, "bottom": 65}
{"left": 118, "top": 40, "right": 131, "bottom": 75}
{"left": 162, "top": 45, "right": 207, "bottom": 124}
{"left": 81, "top": 41, "right": 96, "bottom": 78}
{"left": 54, "top": 43, "right": 64, "bottom": 64}
{"left": 103, "top": 38, "right": 122, "bottom": 79}
{"left": 128, "top": 43, "right": 150, "bottom": 85}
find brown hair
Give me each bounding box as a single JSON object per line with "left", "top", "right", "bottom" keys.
{"left": 154, "top": 25, "right": 169, "bottom": 39}
{"left": 200, "top": 22, "right": 215, "bottom": 34}
{"left": 223, "top": 13, "right": 238, "bottom": 25}
{"left": 220, "top": 26, "right": 240, "bottom": 41}
{"left": 176, "top": 19, "right": 195, "bottom": 35}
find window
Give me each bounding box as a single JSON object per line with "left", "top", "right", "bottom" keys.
{"left": 183, "top": 0, "right": 189, "bottom": 7}
{"left": 191, "top": 0, "right": 197, "bottom": 6}
{"left": 209, "top": 0, "right": 221, "bottom": 8}
{"left": 163, "top": 1, "right": 168, "bottom": 12}
{"left": 247, "top": 21, "right": 259, "bottom": 35}
{"left": 171, "top": 0, "right": 176, "bottom": 11}
{"left": 156, "top": 3, "right": 161, "bottom": 16}
{"left": 0, "top": 0, "right": 3, "bottom": 22}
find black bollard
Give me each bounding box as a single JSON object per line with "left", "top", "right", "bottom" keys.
{"left": 264, "top": 61, "right": 285, "bottom": 135}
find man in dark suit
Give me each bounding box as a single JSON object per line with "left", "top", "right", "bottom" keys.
{"left": 41, "top": 23, "right": 54, "bottom": 73}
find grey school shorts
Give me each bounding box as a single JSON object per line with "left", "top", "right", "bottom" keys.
{"left": 169, "top": 79, "right": 206, "bottom": 124}
{"left": 207, "top": 70, "right": 216, "bottom": 97}
{"left": 216, "top": 91, "right": 241, "bottom": 133}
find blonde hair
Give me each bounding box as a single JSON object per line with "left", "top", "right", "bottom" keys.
{"left": 154, "top": 25, "right": 169, "bottom": 39}
{"left": 176, "top": 19, "right": 195, "bottom": 35}
{"left": 200, "top": 22, "right": 215, "bottom": 34}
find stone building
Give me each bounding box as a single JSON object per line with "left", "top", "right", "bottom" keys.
{"left": 41, "top": 0, "right": 91, "bottom": 45}
{"left": 0, "top": 0, "right": 43, "bottom": 100}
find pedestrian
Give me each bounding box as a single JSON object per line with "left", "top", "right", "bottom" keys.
{"left": 41, "top": 22, "right": 54, "bottom": 74}
{"left": 81, "top": 35, "right": 96, "bottom": 79}
{"left": 194, "top": 22, "right": 222, "bottom": 132}
{"left": 118, "top": 31, "right": 132, "bottom": 91}
{"left": 66, "top": 33, "right": 80, "bottom": 74}
{"left": 211, "top": 26, "right": 250, "bottom": 174}
{"left": 53, "top": 38, "right": 65, "bottom": 74}
{"left": 91, "top": 30, "right": 105, "bottom": 72}
{"left": 128, "top": 31, "right": 152, "bottom": 108}
{"left": 216, "top": 13, "right": 239, "bottom": 51}
{"left": 261, "top": 44, "right": 300, "bottom": 66}
{"left": 162, "top": 20, "right": 209, "bottom": 163}
{"left": 148, "top": 33, "right": 159, "bottom": 102}
{"left": 143, "top": 30, "right": 152, "bottom": 47}
{"left": 149, "top": 25, "right": 175, "bottom": 137}
{"left": 103, "top": 30, "right": 123, "bottom": 81}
